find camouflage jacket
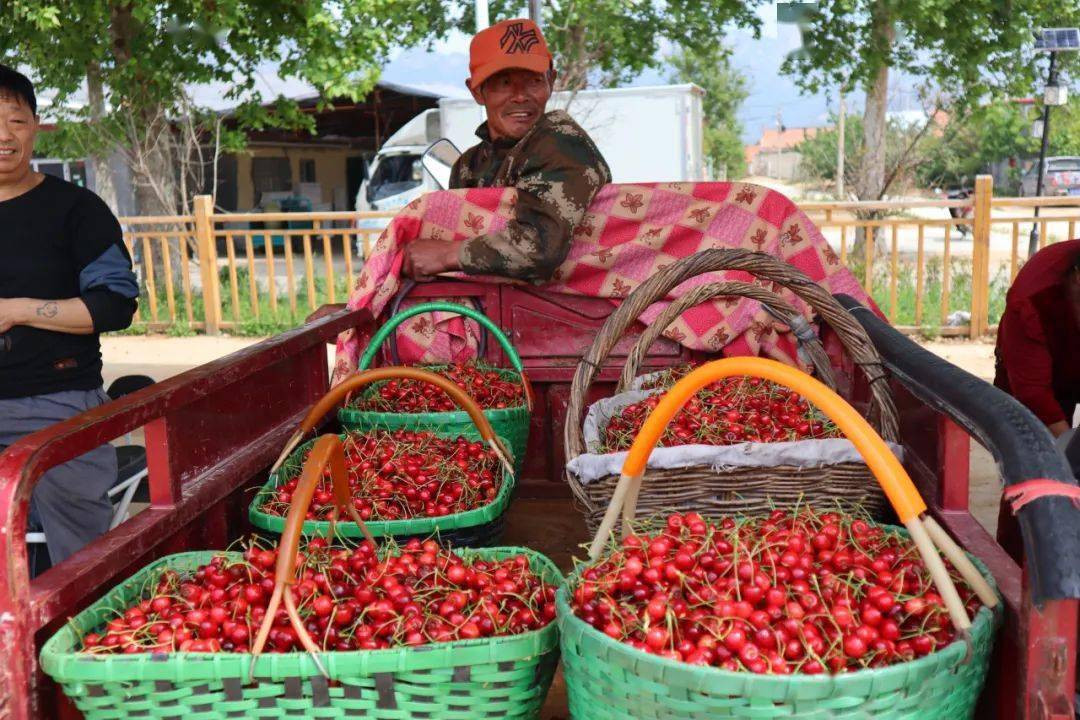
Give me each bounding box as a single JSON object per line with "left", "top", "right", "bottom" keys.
{"left": 450, "top": 110, "right": 611, "bottom": 283}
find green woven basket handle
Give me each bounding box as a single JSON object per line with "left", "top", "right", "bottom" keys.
{"left": 360, "top": 301, "right": 526, "bottom": 375}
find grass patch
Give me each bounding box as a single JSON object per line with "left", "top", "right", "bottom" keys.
{"left": 123, "top": 265, "right": 353, "bottom": 337}
{"left": 852, "top": 256, "right": 1009, "bottom": 337}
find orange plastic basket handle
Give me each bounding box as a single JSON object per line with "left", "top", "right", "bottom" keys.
{"left": 270, "top": 366, "right": 514, "bottom": 477}
{"left": 587, "top": 357, "right": 986, "bottom": 632}
{"left": 251, "top": 434, "right": 359, "bottom": 679}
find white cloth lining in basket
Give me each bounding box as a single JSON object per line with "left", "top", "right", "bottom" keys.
{"left": 570, "top": 373, "right": 904, "bottom": 486}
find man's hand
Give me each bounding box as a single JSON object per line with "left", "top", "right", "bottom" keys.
{"left": 403, "top": 240, "right": 462, "bottom": 281}
{"left": 0, "top": 298, "right": 30, "bottom": 333}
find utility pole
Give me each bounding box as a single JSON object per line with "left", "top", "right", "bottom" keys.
{"left": 1029, "top": 50, "right": 1057, "bottom": 257}
{"left": 836, "top": 87, "right": 846, "bottom": 199}
{"left": 528, "top": 0, "right": 542, "bottom": 27}
{"left": 475, "top": 0, "right": 489, "bottom": 31}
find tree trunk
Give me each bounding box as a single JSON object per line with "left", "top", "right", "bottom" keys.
{"left": 136, "top": 113, "right": 186, "bottom": 297}
{"left": 108, "top": 4, "right": 185, "bottom": 301}
{"left": 856, "top": 1, "right": 893, "bottom": 202}
{"left": 554, "top": 24, "right": 589, "bottom": 93}
{"left": 131, "top": 113, "right": 178, "bottom": 217}
{"left": 85, "top": 64, "right": 118, "bottom": 213}
{"left": 852, "top": 0, "right": 894, "bottom": 267}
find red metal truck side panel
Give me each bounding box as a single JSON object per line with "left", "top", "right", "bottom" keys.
{"left": 0, "top": 313, "right": 357, "bottom": 720}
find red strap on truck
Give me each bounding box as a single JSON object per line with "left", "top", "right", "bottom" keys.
{"left": 1004, "top": 479, "right": 1080, "bottom": 513}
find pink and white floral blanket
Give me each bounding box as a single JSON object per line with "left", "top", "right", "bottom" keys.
{"left": 332, "top": 182, "right": 869, "bottom": 385}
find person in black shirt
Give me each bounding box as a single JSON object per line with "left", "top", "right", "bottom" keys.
{"left": 0, "top": 65, "right": 138, "bottom": 570}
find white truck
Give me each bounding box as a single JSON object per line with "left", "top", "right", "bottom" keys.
{"left": 355, "top": 84, "right": 705, "bottom": 239}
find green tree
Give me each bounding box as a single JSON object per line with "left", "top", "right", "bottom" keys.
{"left": 1, "top": 0, "right": 452, "bottom": 215}
{"left": 1048, "top": 95, "right": 1080, "bottom": 156}
{"left": 798, "top": 114, "right": 863, "bottom": 185}
{"left": 915, "top": 103, "right": 1036, "bottom": 192}
{"left": 797, "top": 112, "right": 939, "bottom": 194}
{"left": 668, "top": 43, "right": 749, "bottom": 179}
{"left": 781, "top": 0, "right": 1080, "bottom": 201}
{"left": 465, "top": 2, "right": 767, "bottom": 92}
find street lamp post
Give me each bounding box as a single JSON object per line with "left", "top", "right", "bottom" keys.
{"left": 1029, "top": 51, "right": 1058, "bottom": 256}
{"left": 1027, "top": 28, "right": 1079, "bottom": 256}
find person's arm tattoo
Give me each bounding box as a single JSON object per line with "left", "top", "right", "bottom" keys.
{"left": 35, "top": 301, "right": 59, "bottom": 318}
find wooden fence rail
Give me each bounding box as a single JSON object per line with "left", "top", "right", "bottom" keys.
{"left": 119, "top": 203, "right": 395, "bottom": 333}
{"left": 119, "top": 178, "right": 1080, "bottom": 336}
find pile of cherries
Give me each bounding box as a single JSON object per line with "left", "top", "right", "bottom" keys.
{"left": 261, "top": 430, "right": 502, "bottom": 522}
{"left": 602, "top": 367, "right": 841, "bottom": 451}
{"left": 81, "top": 538, "right": 555, "bottom": 654}
{"left": 350, "top": 362, "right": 525, "bottom": 413}
{"left": 571, "top": 509, "right": 983, "bottom": 674}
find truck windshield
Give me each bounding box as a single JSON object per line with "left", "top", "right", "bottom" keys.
{"left": 367, "top": 154, "right": 423, "bottom": 203}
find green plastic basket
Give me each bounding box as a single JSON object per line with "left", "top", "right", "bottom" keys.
{"left": 249, "top": 431, "right": 515, "bottom": 545}
{"left": 41, "top": 547, "right": 563, "bottom": 720}
{"left": 557, "top": 531, "right": 1001, "bottom": 720}
{"left": 338, "top": 302, "right": 531, "bottom": 475}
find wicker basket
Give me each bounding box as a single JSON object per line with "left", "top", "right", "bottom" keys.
{"left": 42, "top": 546, "right": 561, "bottom": 719}
{"left": 264, "top": 367, "right": 520, "bottom": 546}
{"left": 45, "top": 438, "right": 563, "bottom": 719}
{"left": 560, "top": 356, "right": 1001, "bottom": 720}
{"left": 249, "top": 431, "right": 514, "bottom": 546}
{"left": 565, "top": 249, "right": 899, "bottom": 531}
{"left": 558, "top": 546, "right": 998, "bottom": 720}
{"left": 339, "top": 301, "right": 532, "bottom": 475}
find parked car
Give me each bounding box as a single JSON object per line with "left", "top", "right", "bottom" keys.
{"left": 1019, "top": 156, "right": 1080, "bottom": 197}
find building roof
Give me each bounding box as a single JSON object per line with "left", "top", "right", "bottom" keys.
{"left": 744, "top": 126, "right": 823, "bottom": 164}
{"left": 233, "top": 82, "right": 442, "bottom": 149}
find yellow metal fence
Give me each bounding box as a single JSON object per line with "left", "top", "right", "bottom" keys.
{"left": 121, "top": 177, "right": 1080, "bottom": 336}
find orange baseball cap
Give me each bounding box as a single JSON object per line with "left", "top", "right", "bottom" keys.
{"left": 469, "top": 18, "right": 553, "bottom": 88}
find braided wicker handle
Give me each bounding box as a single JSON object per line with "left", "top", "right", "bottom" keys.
{"left": 358, "top": 301, "right": 533, "bottom": 411}
{"left": 589, "top": 357, "right": 997, "bottom": 639}
{"left": 271, "top": 367, "right": 514, "bottom": 477}
{"left": 564, "top": 249, "right": 898, "bottom": 474}
{"left": 615, "top": 281, "right": 837, "bottom": 393}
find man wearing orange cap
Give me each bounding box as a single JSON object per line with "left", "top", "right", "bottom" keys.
{"left": 403, "top": 18, "right": 611, "bottom": 283}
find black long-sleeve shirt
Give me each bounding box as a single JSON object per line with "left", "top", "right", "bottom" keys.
{"left": 0, "top": 175, "right": 138, "bottom": 399}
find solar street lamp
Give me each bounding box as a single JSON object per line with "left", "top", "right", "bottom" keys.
{"left": 1044, "top": 84, "right": 1068, "bottom": 106}
{"left": 1029, "top": 28, "right": 1079, "bottom": 256}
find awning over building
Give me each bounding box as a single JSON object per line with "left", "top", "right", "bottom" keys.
{"left": 233, "top": 81, "right": 446, "bottom": 151}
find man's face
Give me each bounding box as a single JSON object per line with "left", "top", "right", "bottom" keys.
{"left": 470, "top": 68, "right": 552, "bottom": 141}
{"left": 0, "top": 92, "right": 36, "bottom": 179}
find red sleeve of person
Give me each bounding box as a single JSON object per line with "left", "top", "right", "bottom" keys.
{"left": 993, "top": 238, "right": 1080, "bottom": 431}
